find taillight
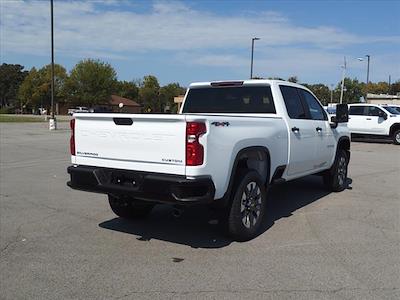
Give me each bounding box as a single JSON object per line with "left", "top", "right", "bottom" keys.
{"left": 186, "top": 122, "right": 206, "bottom": 166}
{"left": 70, "top": 119, "right": 75, "bottom": 155}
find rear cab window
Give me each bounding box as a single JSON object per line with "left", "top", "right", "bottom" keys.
{"left": 182, "top": 86, "right": 276, "bottom": 113}
{"left": 349, "top": 106, "right": 367, "bottom": 115}
{"left": 279, "top": 85, "right": 307, "bottom": 119}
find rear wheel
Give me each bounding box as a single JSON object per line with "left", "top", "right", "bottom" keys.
{"left": 323, "top": 149, "right": 349, "bottom": 192}
{"left": 108, "top": 195, "right": 154, "bottom": 219}
{"left": 393, "top": 130, "right": 400, "bottom": 145}
{"left": 226, "top": 170, "right": 267, "bottom": 241}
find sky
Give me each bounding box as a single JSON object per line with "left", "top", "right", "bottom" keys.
{"left": 1, "top": 0, "right": 400, "bottom": 87}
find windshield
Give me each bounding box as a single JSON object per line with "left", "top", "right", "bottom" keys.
{"left": 182, "top": 86, "right": 276, "bottom": 113}
{"left": 383, "top": 106, "right": 400, "bottom": 114}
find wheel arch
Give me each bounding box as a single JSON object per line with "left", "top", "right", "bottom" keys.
{"left": 218, "top": 146, "right": 271, "bottom": 205}
{"left": 337, "top": 136, "right": 351, "bottom": 160}
{"left": 389, "top": 123, "right": 400, "bottom": 136}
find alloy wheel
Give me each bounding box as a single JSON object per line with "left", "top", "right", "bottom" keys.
{"left": 240, "top": 182, "right": 262, "bottom": 228}
{"left": 337, "top": 156, "right": 347, "bottom": 186}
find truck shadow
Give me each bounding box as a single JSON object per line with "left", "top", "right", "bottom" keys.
{"left": 99, "top": 176, "right": 352, "bottom": 249}
{"left": 351, "top": 137, "right": 392, "bottom": 144}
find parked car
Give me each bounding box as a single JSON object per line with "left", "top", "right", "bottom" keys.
{"left": 67, "top": 80, "right": 350, "bottom": 241}
{"left": 348, "top": 104, "right": 400, "bottom": 145}
{"left": 68, "top": 107, "right": 89, "bottom": 115}
{"left": 323, "top": 105, "right": 337, "bottom": 116}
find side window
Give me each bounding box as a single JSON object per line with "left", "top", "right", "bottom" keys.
{"left": 280, "top": 86, "right": 307, "bottom": 119}
{"left": 367, "top": 106, "right": 384, "bottom": 117}
{"left": 349, "top": 106, "right": 366, "bottom": 115}
{"left": 299, "top": 89, "right": 327, "bottom": 120}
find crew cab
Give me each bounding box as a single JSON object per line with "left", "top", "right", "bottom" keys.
{"left": 67, "top": 80, "right": 350, "bottom": 241}
{"left": 348, "top": 104, "right": 400, "bottom": 145}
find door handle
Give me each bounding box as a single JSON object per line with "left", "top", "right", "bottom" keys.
{"left": 316, "top": 127, "right": 322, "bottom": 132}
{"left": 366, "top": 118, "right": 372, "bottom": 120}
{"left": 291, "top": 127, "right": 300, "bottom": 133}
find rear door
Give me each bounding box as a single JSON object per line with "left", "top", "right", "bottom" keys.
{"left": 348, "top": 106, "right": 367, "bottom": 133}
{"left": 73, "top": 114, "right": 187, "bottom": 175}
{"left": 280, "top": 85, "right": 316, "bottom": 176}
{"left": 298, "top": 88, "right": 335, "bottom": 169}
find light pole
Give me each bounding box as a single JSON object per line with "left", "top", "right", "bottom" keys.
{"left": 49, "top": 0, "right": 56, "bottom": 130}
{"left": 339, "top": 56, "right": 347, "bottom": 104}
{"left": 357, "top": 54, "right": 370, "bottom": 84}
{"left": 357, "top": 54, "right": 371, "bottom": 101}
{"left": 250, "top": 37, "right": 260, "bottom": 79}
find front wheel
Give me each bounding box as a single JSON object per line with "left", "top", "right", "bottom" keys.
{"left": 226, "top": 170, "right": 267, "bottom": 241}
{"left": 108, "top": 195, "right": 154, "bottom": 219}
{"left": 323, "top": 149, "right": 349, "bottom": 192}
{"left": 392, "top": 130, "right": 400, "bottom": 145}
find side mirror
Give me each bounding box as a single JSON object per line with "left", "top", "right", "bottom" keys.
{"left": 378, "top": 110, "right": 388, "bottom": 120}
{"left": 335, "top": 104, "right": 349, "bottom": 123}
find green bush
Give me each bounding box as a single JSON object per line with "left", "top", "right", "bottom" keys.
{"left": 0, "top": 107, "right": 15, "bottom": 114}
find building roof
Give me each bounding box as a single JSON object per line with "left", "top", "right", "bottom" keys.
{"left": 110, "top": 95, "right": 141, "bottom": 107}
{"left": 367, "top": 93, "right": 400, "bottom": 100}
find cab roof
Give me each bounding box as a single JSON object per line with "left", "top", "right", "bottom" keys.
{"left": 189, "top": 79, "right": 305, "bottom": 89}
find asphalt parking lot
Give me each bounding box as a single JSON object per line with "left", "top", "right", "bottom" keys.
{"left": 1, "top": 122, "right": 399, "bottom": 299}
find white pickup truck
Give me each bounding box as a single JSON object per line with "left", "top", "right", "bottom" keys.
{"left": 348, "top": 104, "right": 400, "bottom": 145}
{"left": 67, "top": 80, "right": 350, "bottom": 241}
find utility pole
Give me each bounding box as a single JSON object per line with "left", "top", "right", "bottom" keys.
{"left": 49, "top": 0, "right": 57, "bottom": 130}
{"left": 250, "top": 37, "right": 260, "bottom": 79}
{"left": 340, "top": 56, "right": 346, "bottom": 104}
{"left": 365, "top": 54, "right": 370, "bottom": 102}
{"left": 357, "top": 55, "right": 371, "bottom": 101}
{"left": 388, "top": 75, "right": 391, "bottom": 94}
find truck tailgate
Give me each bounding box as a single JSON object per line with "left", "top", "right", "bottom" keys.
{"left": 72, "top": 114, "right": 187, "bottom": 175}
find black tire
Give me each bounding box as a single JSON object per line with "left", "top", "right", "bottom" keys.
{"left": 393, "top": 130, "right": 400, "bottom": 145}
{"left": 323, "top": 149, "right": 349, "bottom": 192}
{"left": 108, "top": 195, "right": 154, "bottom": 219}
{"left": 226, "top": 170, "right": 267, "bottom": 241}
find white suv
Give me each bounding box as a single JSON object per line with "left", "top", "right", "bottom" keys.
{"left": 348, "top": 104, "right": 400, "bottom": 145}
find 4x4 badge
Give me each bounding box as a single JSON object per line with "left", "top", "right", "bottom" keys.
{"left": 211, "top": 121, "right": 230, "bottom": 127}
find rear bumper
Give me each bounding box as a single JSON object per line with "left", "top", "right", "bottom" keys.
{"left": 67, "top": 165, "right": 215, "bottom": 205}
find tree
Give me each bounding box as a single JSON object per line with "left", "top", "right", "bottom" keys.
{"left": 364, "top": 81, "right": 389, "bottom": 95}
{"left": 64, "top": 59, "right": 117, "bottom": 106}
{"left": 287, "top": 76, "right": 298, "bottom": 83}
{"left": 138, "top": 75, "right": 160, "bottom": 112}
{"left": 390, "top": 80, "right": 400, "bottom": 95}
{"left": 17, "top": 67, "right": 39, "bottom": 110}
{"left": 17, "top": 64, "right": 67, "bottom": 110}
{"left": 159, "top": 83, "right": 186, "bottom": 112}
{"left": 115, "top": 80, "right": 139, "bottom": 100}
{"left": 0, "top": 64, "right": 28, "bottom": 108}
{"left": 342, "top": 78, "right": 364, "bottom": 103}
{"left": 303, "top": 83, "right": 331, "bottom": 105}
